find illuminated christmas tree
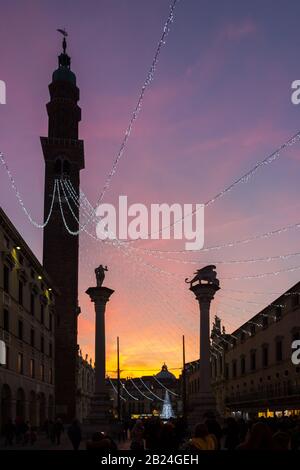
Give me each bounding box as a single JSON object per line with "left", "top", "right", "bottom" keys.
{"left": 160, "top": 390, "right": 175, "bottom": 420}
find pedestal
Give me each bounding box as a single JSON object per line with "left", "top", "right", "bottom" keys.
{"left": 84, "top": 393, "right": 113, "bottom": 435}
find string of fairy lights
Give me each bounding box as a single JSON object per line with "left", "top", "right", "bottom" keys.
{"left": 77, "top": 0, "right": 181, "bottom": 232}
{"left": 58, "top": 177, "right": 300, "bottom": 283}
{"left": 1, "top": 0, "right": 300, "bottom": 371}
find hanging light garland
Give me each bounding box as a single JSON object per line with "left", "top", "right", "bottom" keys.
{"left": 120, "top": 130, "right": 300, "bottom": 241}
{"left": 78, "top": 0, "right": 181, "bottom": 231}
{"left": 108, "top": 377, "right": 126, "bottom": 401}
{"left": 219, "top": 293, "right": 285, "bottom": 309}
{"left": 0, "top": 0, "right": 180, "bottom": 233}
{"left": 120, "top": 381, "right": 139, "bottom": 401}
{"left": 152, "top": 375, "right": 180, "bottom": 397}
{"left": 139, "top": 378, "right": 164, "bottom": 402}
{"left": 222, "top": 287, "right": 300, "bottom": 296}
{"left": 130, "top": 379, "right": 153, "bottom": 401}
{"left": 129, "top": 246, "right": 300, "bottom": 266}
{"left": 0, "top": 153, "right": 57, "bottom": 228}
{"left": 222, "top": 264, "right": 300, "bottom": 281}
{"left": 125, "top": 220, "right": 300, "bottom": 254}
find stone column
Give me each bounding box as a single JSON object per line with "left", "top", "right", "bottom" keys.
{"left": 84, "top": 277, "right": 114, "bottom": 431}
{"left": 86, "top": 287, "right": 114, "bottom": 395}
{"left": 187, "top": 267, "right": 220, "bottom": 422}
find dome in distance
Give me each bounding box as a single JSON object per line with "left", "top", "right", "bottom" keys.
{"left": 155, "top": 363, "right": 176, "bottom": 380}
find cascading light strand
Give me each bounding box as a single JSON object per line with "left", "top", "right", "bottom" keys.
{"left": 78, "top": 0, "right": 181, "bottom": 232}
{"left": 0, "top": 151, "right": 57, "bottom": 228}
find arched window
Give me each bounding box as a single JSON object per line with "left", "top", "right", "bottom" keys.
{"left": 54, "top": 157, "right": 71, "bottom": 178}
{"left": 63, "top": 159, "right": 70, "bottom": 176}
{"left": 54, "top": 159, "right": 62, "bottom": 176}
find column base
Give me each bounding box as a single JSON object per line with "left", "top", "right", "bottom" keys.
{"left": 83, "top": 392, "right": 113, "bottom": 436}
{"left": 188, "top": 392, "right": 217, "bottom": 427}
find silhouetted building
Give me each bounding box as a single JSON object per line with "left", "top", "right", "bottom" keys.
{"left": 41, "top": 37, "right": 85, "bottom": 421}
{"left": 185, "top": 282, "right": 300, "bottom": 418}
{"left": 76, "top": 351, "right": 95, "bottom": 421}
{"left": 0, "top": 208, "right": 56, "bottom": 430}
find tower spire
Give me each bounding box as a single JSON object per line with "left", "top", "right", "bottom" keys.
{"left": 56, "top": 28, "right": 70, "bottom": 69}
{"left": 57, "top": 28, "right": 68, "bottom": 51}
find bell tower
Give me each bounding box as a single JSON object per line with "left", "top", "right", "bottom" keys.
{"left": 41, "top": 32, "right": 84, "bottom": 421}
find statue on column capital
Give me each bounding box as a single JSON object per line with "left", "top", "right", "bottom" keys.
{"left": 185, "top": 265, "right": 219, "bottom": 288}
{"left": 95, "top": 265, "right": 108, "bottom": 287}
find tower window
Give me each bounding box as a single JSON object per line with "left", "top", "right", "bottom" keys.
{"left": 54, "top": 158, "right": 71, "bottom": 177}
{"left": 63, "top": 159, "right": 70, "bottom": 175}
{"left": 54, "top": 158, "right": 62, "bottom": 176}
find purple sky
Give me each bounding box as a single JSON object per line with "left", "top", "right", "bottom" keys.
{"left": 1, "top": 0, "right": 300, "bottom": 376}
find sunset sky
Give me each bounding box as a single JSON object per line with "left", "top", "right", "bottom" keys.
{"left": 1, "top": 0, "right": 300, "bottom": 377}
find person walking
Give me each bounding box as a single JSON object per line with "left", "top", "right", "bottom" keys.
{"left": 130, "top": 420, "right": 145, "bottom": 451}
{"left": 54, "top": 417, "right": 64, "bottom": 445}
{"left": 68, "top": 419, "right": 82, "bottom": 450}
{"left": 3, "top": 419, "right": 15, "bottom": 446}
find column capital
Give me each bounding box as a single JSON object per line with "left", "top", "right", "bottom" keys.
{"left": 190, "top": 282, "right": 220, "bottom": 303}
{"left": 85, "top": 286, "right": 114, "bottom": 305}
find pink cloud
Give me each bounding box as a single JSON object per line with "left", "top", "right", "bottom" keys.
{"left": 222, "top": 19, "right": 257, "bottom": 40}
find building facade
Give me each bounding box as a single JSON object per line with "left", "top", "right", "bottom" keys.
{"left": 76, "top": 352, "right": 95, "bottom": 422}
{"left": 0, "top": 208, "right": 56, "bottom": 431}
{"left": 186, "top": 281, "right": 300, "bottom": 418}
{"left": 41, "top": 35, "right": 85, "bottom": 421}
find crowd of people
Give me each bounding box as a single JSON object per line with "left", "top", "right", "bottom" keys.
{"left": 127, "top": 414, "right": 300, "bottom": 451}
{"left": 2, "top": 417, "right": 37, "bottom": 446}
{"left": 2, "top": 416, "right": 66, "bottom": 448}
{"left": 2, "top": 413, "right": 300, "bottom": 450}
